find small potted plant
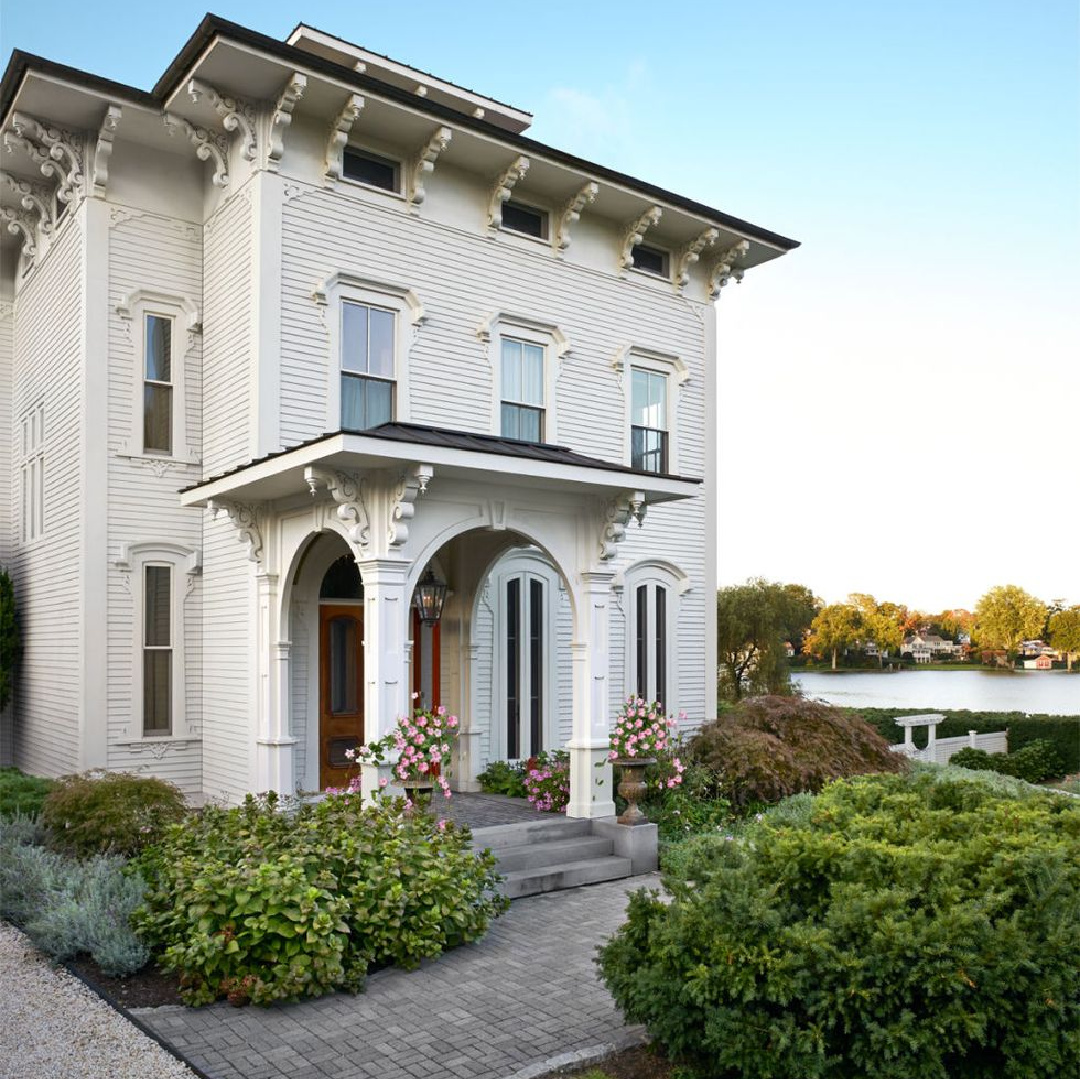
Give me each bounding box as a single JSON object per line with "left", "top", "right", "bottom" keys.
{"left": 608, "top": 698, "right": 680, "bottom": 825}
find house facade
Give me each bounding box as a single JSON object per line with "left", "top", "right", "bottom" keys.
{"left": 0, "top": 16, "right": 797, "bottom": 812}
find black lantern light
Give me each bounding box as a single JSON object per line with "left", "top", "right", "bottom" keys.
{"left": 413, "top": 569, "right": 448, "bottom": 626}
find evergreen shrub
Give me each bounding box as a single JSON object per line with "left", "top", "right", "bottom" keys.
{"left": 950, "top": 738, "right": 1064, "bottom": 783}
{"left": 598, "top": 772, "right": 1080, "bottom": 1079}
{"left": 476, "top": 759, "right": 528, "bottom": 798}
{"left": 0, "top": 768, "right": 56, "bottom": 818}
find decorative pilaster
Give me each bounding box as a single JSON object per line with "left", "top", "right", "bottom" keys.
{"left": 324, "top": 93, "right": 365, "bottom": 185}
{"left": 408, "top": 126, "right": 452, "bottom": 206}
{"left": 708, "top": 239, "right": 750, "bottom": 298}
{"left": 304, "top": 466, "right": 369, "bottom": 550}
{"left": 91, "top": 105, "right": 122, "bottom": 198}
{"left": 163, "top": 114, "right": 229, "bottom": 187}
{"left": 267, "top": 73, "right": 306, "bottom": 171}
{"left": 554, "top": 181, "right": 597, "bottom": 252}
{"left": 620, "top": 206, "right": 662, "bottom": 272}
{"left": 487, "top": 155, "right": 529, "bottom": 231}
{"left": 188, "top": 78, "right": 258, "bottom": 163}
{"left": 207, "top": 499, "right": 263, "bottom": 564}
{"left": 675, "top": 226, "right": 719, "bottom": 290}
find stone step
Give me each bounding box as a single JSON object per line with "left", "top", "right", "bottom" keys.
{"left": 499, "top": 856, "right": 633, "bottom": 900}
{"left": 492, "top": 835, "right": 615, "bottom": 873}
{"left": 469, "top": 816, "right": 593, "bottom": 853}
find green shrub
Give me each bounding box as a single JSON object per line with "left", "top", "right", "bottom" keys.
{"left": 951, "top": 739, "right": 1065, "bottom": 784}
{"left": 689, "top": 696, "right": 906, "bottom": 807}
{"left": 644, "top": 763, "right": 732, "bottom": 844}
{"left": 0, "top": 768, "right": 56, "bottom": 818}
{"left": 42, "top": 772, "right": 187, "bottom": 857}
{"left": 598, "top": 772, "right": 1080, "bottom": 1079}
{"left": 134, "top": 792, "right": 509, "bottom": 1006}
{"left": 476, "top": 759, "right": 528, "bottom": 798}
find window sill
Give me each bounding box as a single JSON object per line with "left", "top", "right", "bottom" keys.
{"left": 113, "top": 735, "right": 201, "bottom": 747}
{"left": 115, "top": 448, "right": 201, "bottom": 468}
{"left": 497, "top": 227, "right": 552, "bottom": 252}
{"left": 339, "top": 176, "right": 408, "bottom": 203}
{"left": 627, "top": 267, "right": 673, "bottom": 286}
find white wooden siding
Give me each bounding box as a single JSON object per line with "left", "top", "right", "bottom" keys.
{"left": 0, "top": 300, "right": 12, "bottom": 766}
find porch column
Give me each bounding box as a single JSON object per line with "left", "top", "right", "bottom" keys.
{"left": 567, "top": 570, "right": 617, "bottom": 818}
{"left": 255, "top": 573, "right": 297, "bottom": 794}
{"left": 355, "top": 557, "right": 412, "bottom": 795}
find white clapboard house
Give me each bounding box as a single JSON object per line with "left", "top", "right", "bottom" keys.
{"left": 0, "top": 16, "right": 797, "bottom": 813}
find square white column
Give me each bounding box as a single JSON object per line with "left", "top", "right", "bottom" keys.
{"left": 254, "top": 572, "right": 297, "bottom": 794}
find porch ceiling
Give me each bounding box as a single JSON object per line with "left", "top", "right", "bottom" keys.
{"left": 179, "top": 423, "right": 702, "bottom": 507}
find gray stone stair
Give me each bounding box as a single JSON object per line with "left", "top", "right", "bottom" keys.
{"left": 470, "top": 816, "right": 633, "bottom": 899}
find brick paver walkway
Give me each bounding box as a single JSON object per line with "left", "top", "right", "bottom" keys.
{"left": 134, "top": 874, "right": 656, "bottom": 1079}
{"left": 436, "top": 792, "right": 546, "bottom": 829}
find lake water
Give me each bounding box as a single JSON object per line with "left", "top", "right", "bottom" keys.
{"left": 793, "top": 669, "right": 1079, "bottom": 716}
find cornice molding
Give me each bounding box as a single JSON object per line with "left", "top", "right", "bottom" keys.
{"left": 675, "top": 226, "right": 718, "bottom": 291}
{"left": 554, "top": 181, "right": 597, "bottom": 253}
{"left": 620, "top": 206, "right": 662, "bottom": 272}
{"left": 324, "top": 93, "right": 365, "bottom": 185}
{"left": 208, "top": 499, "right": 264, "bottom": 564}
{"left": 408, "top": 125, "right": 452, "bottom": 206}
{"left": 304, "top": 466, "right": 369, "bottom": 549}
{"left": 267, "top": 72, "right": 306, "bottom": 172}
{"left": 91, "top": 105, "right": 122, "bottom": 198}
{"left": 487, "top": 155, "right": 529, "bottom": 231}
{"left": 163, "top": 113, "right": 228, "bottom": 187}
{"left": 9, "top": 111, "right": 85, "bottom": 204}
{"left": 708, "top": 240, "right": 750, "bottom": 299}
{"left": 188, "top": 78, "right": 258, "bottom": 163}
{"left": 389, "top": 464, "right": 433, "bottom": 547}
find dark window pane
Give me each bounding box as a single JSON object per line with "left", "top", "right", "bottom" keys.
{"left": 329, "top": 616, "right": 358, "bottom": 714}
{"left": 631, "top": 427, "right": 668, "bottom": 473}
{"left": 502, "top": 201, "right": 545, "bottom": 238}
{"left": 343, "top": 149, "right": 399, "bottom": 191}
{"left": 144, "top": 566, "right": 171, "bottom": 647}
{"left": 631, "top": 244, "right": 667, "bottom": 276}
{"left": 342, "top": 374, "right": 393, "bottom": 430}
{"left": 506, "top": 577, "right": 520, "bottom": 759}
{"left": 144, "top": 384, "right": 172, "bottom": 453}
{"left": 636, "top": 584, "right": 648, "bottom": 700}
{"left": 145, "top": 315, "right": 172, "bottom": 381}
{"left": 143, "top": 650, "right": 171, "bottom": 735}
{"left": 529, "top": 577, "right": 543, "bottom": 754}
{"left": 320, "top": 555, "right": 364, "bottom": 600}
{"left": 655, "top": 586, "right": 667, "bottom": 711}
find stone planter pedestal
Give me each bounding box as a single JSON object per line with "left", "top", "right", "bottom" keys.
{"left": 613, "top": 757, "right": 656, "bottom": 826}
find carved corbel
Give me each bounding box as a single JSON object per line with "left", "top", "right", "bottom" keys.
{"left": 208, "top": 499, "right": 263, "bottom": 563}
{"left": 675, "top": 227, "right": 719, "bottom": 290}
{"left": 9, "top": 112, "right": 85, "bottom": 204}
{"left": 324, "top": 93, "right": 365, "bottom": 185}
{"left": 163, "top": 114, "right": 229, "bottom": 187}
{"left": 267, "top": 73, "right": 306, "bottom": 171}
{"left": 91, "top": 105, "right": 121, "bottom": 198}
{"left": 304, "top": 466, "right": 369, "bottom": 549}
{"left": 487, "top": 156, "right": 529, "bottom": 231}
{"left": 0, "top": 173, "right": 53, "bottom": 234}
{"left": 708, "top": 240, "right": 750, "bottom": 298}
{"left": 0, "top": 205, "right": 37, "bottom": 260}
{"left": 388, "top": 464, "right": 434, "bottom": 547}
{"left": 620, "top": 206, "right": 662, "bottom": 272}
{"left": 408, "top": 126, "right": 451, "bottom": 206}
{"left": 554, "top": 181, "right": 597, "bottom": 252}
{"left": 598, "top": 490, "right": 647, "bottom": 561}
{"left": 188, "top": 79, "right": 258, "bottom": 162}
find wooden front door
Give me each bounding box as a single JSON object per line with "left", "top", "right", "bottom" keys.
{"left": 319, "top": 604, "right": 365, "bottom": 791}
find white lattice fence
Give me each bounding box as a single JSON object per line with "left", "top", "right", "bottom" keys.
{"left": 889, "top": 714, "right": 1009, "bottom": 765}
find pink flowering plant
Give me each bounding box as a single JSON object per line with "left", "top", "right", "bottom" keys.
{"left": 608, "top": 697, "right": 686, "bottom": 793}
{"left": 524, "top": 750, "right": 571, "bottom": 814}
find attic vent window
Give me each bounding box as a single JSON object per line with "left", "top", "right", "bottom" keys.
{"left": 343, "top": 149, "right": 400, "bottom": 193}
{"left": 631, "top": 244, "right": 669, "bottom": 278}
{"left": 502, "top": 200, "right": 547, "bottom": 239}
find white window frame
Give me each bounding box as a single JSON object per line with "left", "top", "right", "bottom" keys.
{"left": 313, "top": 272, "right": 425, "bottom": 433}
{"left": 115, "top": 541, "right": 201, "bottom": 742}
{"left": 477, "top": 312, "right": 570, "bottom": 443}
{"left": 613, "top": 345, "right": 689, "bottom": 473}
{"left": 19, "top": 401, "right": 45, "bottom": 543}
{"left": 617, "top": 560, "right": 689, "bottom": 714}
{"left": 116, "top": 290, "right": 200, "bottom": 463}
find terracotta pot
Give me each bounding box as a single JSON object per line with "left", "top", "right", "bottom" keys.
{"left": 613, "top": 757, "right": 657, "bottom": 826}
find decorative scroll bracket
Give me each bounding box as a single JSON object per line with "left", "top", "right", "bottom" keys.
{"left": 188, "top": 79, "right": 258, "bottom": 163}
{"left": 267, "top": 73, "right": 307, "bottom": 172}
{"left": 554, "top": 181, "right": 598, "bottom": 253}
{"left": 324, "top": 93, "right": 365, "bottom": 185}
{"left": 408, "top": 125, "right": 452, "bottom": 206}
{"left": 709, "top": 240, "right": 750, "bottom": 298}
{"left": 304, "top": 466, "right": 369, "bottom": 549}
{"left": 9, "top": 112, "right": 86, "bottom": 205}
{"left": 487, "top": 155, "right": 529, "bottom": 231}
{"left": 207, "top": 499, "right": 263, "bottom": 564}
{"left": 598, "top": 490, "right": 647, "bottom": 561}
{"left": 0, "top": 205, "right": 37, "bottom": 261}
{"left": 620, "top": 206, "right": 662, "bottom": 272}
{"left": 163, "top": 114, "right": 229, "bottom": 187}
{"left": 91, "top": 105, "right": 122, "bottom": 198}
{"left": 0, "top": 173, "right": 53, "bottom": 235}
{"left": 675, "top": 227, "right": 719, "bottom": 291}
{"left": 388, "top": 464, "right": 434, "bottom": 547}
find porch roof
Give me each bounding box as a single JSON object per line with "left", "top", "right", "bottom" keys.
{"left": 179, "top": 422, "right": 703, "bottom": 507}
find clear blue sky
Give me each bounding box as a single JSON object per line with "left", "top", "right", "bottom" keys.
{"left": 4, "top": 2, "right": 1077, "bottom": 612}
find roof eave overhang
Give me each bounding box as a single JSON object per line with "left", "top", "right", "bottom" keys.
{"left": 179, "top": 433, "right": 701, "bottom": 508}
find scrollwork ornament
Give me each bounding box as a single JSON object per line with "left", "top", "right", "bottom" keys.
{"left": 8, "top": 112, "right": 86, "bottom": 204}
{"left": 487, "top": 156, "right": 530, "bottom": 231}
{"left": 388, "top": 465, "right": 434, "bottom": 546}
{"left": 208, "top": 499, "right": 263, "bottom": 563}
{"left": 555, "top": 181, "right": 598, "bottom": 251}
{"left": 0, "top": 173, "right": 52, "bottom": 233}
{"left": 324, "top": 94, "right": 365, "bottom": 184}
{"left": 304, "top": 466, "right": 369, "bottom": 548}
{"left": 675, "top": 227, "right": 719, "bottom": 290}
{"left": 709, "top": 240, "right": 750, "bottom": 298}
{"left": 188, "top": 79, "right": 258, "bottom": 162}
{"left": 163, "top": 114, "right": 229, "bottom": 187}
{"left": 409, "top": 126, "right": 452, "bottom": 205}
{"left": 0, "top": 205, "right": 37, "bottom": 260}
{"left": 268, "top": 73, "right": 307, "bottom": 170}
{"left": 620, "top": 206, "right": 662, "bottom": 271}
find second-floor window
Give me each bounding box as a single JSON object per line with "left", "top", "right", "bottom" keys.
{"left": 500, "top": 337, "right": 545, "bottom": 442}
{"left": 343, "top": 148, "right": 401, "bottom": 193}
{"left": 631, "top": 367, "right": 668, "bottom": 473}
{"left": 341, "top": 301, "right": 395, "bottom": 430}
{"left": 143, "top": 314, "right": 173, "bottom": 454}
{"left": 20, "top": 402, "right": 45, "bottom": 543}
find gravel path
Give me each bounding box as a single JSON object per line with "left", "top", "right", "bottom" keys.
{"left": 0, "top": 923, "right": 198, "bottom": 1079}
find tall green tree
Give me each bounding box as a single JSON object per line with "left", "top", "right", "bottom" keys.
{"left": 1048, "top": 606, "right": 1080, "bottom": 672}
{"left": 716, "top": 579, "right": 818, "bottom": 702}
{"left": 0, "top": 569, "right": 21, "bottom": 711}
{"left": 806, "top": 603, "right": 861, "bottom": 670}
{"left": 974, "top": 585, "right": 1046, "bottom": 656}
{"left": 850, "top": 594, "right": 906, "bottom": 665}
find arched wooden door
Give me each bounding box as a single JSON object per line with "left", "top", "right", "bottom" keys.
{"left": 319, "top": 605, "right": 365, "bottom": 790}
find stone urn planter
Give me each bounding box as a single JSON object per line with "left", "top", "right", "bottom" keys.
{"left": 394, "top": 777, "right": 436, "bottom": 810}
{"left": 613, "top": 757, "right": 656, "bottom": 826}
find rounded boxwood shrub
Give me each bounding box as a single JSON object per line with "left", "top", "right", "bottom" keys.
{"left": 133, "top": 792, "right": 509, "bottom": 1006}
{"left": 42, "top": 772, "right": 188, "bottom": 857}
{"left": 689, "top": 695, "right": 906, "bottom": 807}
{"left": 951, "top": 739, "right": 1065, "bottom": 784}
{"left": 598, "top": 772, "right": 1080, "bottom": 1078}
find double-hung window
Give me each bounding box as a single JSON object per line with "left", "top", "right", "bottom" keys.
{"left": 341, "top": 301, "right": 395, "bottom": 430}
{"left": 143, "top": 314, "right": 173, "bottom": 454}
{"left": 500, "top": 337, "right": 545, "bottom": 442}
{"left": 635, "top": 582, "right": 669, "bottom": 709}
{"left": 20, "top": 402, "right": 45, "bottom": 542}
{"left": 631, "top": 368, "right": 668, "bottom": 473}
{"left": 143, "top": 564, "right": 173, "bottom": 736}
